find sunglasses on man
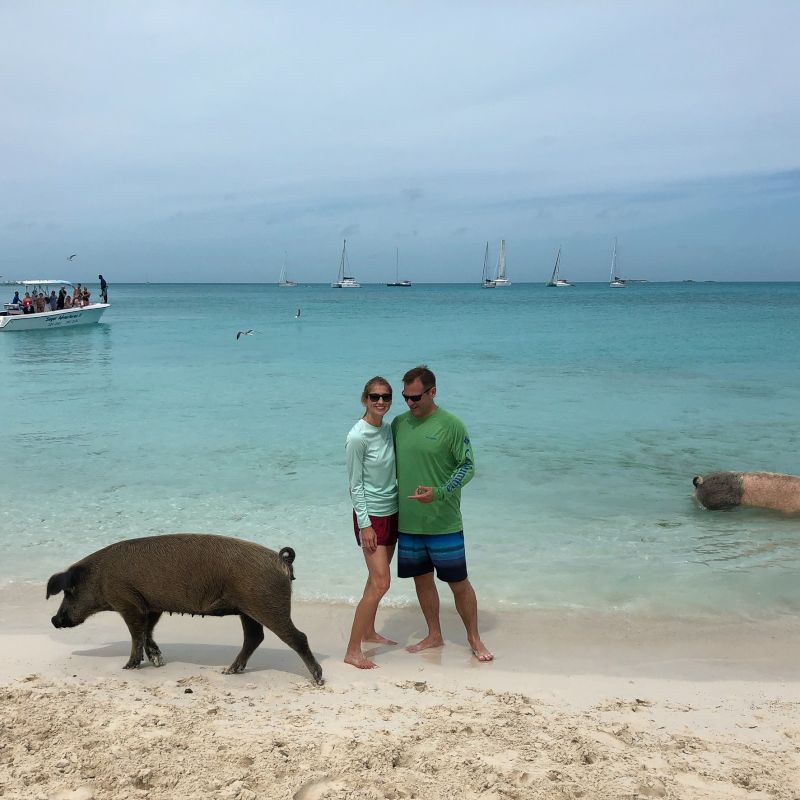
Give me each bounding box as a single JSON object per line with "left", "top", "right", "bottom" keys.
{"left": 401, "top": 386, "right": 434, "bottom": 402}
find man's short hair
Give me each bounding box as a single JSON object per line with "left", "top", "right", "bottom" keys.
{"left": 402, "top": 365, "right": 436, "bottom": 388}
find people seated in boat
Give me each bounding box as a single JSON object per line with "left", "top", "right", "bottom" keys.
{"left": 57, "top": 287, "right": 66, "bottom": 310}
{"left": 10, "top": 290, "right": 20, "bottom": 307}
{"left": 82, "top": 287, "right": 91, "bottom": 306}
{"left": 49, "top": 291, "right": 58, "bottom": 311}
{"left": 64, "top": 295, "right": 73, "bottom": 309}
{"left": 21, "top": 292, "right": 33, "bottom": 313}
{"left": 34, "top": 293, "right": 47, "bottom": 313}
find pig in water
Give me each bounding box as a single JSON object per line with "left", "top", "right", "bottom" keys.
{"left": 46, "top": 533, "right": 324, "bottom": 685}
{"left": 693, "top": 471, "right": 800, "bottom": 513}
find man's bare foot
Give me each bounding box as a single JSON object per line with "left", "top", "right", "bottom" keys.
{"left": 344, "top": 652, "right": 379, "bottom": 669}
{"left": 363, "top": 633, "right": 397, "bottom": 646}
{"left": 469, "top": 637, "right": 494, "bottom": 662}
{"left": 406, "top": 634, "right": 444, "bottom": 653}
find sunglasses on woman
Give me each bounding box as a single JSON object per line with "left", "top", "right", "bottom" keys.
{"left": 368, "top": 392, "right": 392, "bottom": 402}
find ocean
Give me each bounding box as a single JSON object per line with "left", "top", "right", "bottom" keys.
{"left": 2, "top": 281, "right": 799, "bottom": 621}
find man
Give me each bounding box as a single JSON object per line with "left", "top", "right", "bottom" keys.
{"left": 98, "top": 274, "right": 108, "bottom": 304}
{"left": 391, "top": 365, "right": 493, "bottom": 661}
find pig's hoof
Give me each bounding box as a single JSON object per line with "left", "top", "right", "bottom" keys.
{"left": 148, "top": 654, "right": 165, "bottom": 667}
{"left": 222, "top": 664, "right": 244, "bottom": 675}
{"left": 123, "top": 661, "right": 141, "bottom": 670}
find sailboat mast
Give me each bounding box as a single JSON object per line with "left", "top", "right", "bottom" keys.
{"left": 610, "top": 237, "right": 617, "bottom": 281}
{"left": 496, "top": 239, "right": 506, "bottom": 280}
{"left": 396, "top": 247, "right": 399, "bottom": 282}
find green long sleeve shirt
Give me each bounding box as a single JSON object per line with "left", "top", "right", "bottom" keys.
{"left": 391, "top": 407, "right": 475, "bottom": 534}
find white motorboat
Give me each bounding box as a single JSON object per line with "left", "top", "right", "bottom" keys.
{"left": 0, "top": 280, "right": 109, "bottom": 332}
{"left": 331, "top": 240, "right": 360, "bottom": 288}
{"left": 278, "top": 253, "right": 297, "bottom": 287}
{"left": 545, "top": 247, "right": 574, "bottom": 287}
{"left": 481, "top": 242, "right": 496, "bottom": 288}
{"left": 493, "top": 239, "right": 511, "bottom": 287}
{"left": 386, "top": 248, "right": 412, "bottom": 286}
{"left": 609, "top": 238, "right": 627, "bottom": 288}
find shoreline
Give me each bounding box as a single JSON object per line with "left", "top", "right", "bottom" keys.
{"left": 2, "top": 591, "right": 799, "bottom": 798}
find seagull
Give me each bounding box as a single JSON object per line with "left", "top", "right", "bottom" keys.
{"left": 236, "top": 329, "right": 254, "bottom": 340}
{"left": 67, "top": 253, "right": 77, "bottom": 261}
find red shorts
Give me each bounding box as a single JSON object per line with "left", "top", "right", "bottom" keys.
{"left": 352, "top": 512, "right": 399, "bottom": 547}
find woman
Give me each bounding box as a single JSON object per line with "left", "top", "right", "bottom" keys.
{"left": 344, "top": 376, "right": 399, "bottom": 669}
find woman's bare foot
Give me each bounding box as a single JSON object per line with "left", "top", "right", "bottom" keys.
{"left": 344, "top": 652, "right": 379, "bottom": 669}
{"left": 406, "top": 634, "right": 444, "bottom": 653}
{"left": 469, "top": 637, "right": 494, "bottom": 662}
{"left": 363, "top": 632, "right": 397, "bottom": 646}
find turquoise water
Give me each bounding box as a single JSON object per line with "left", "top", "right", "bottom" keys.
{"left": 2, "top": 282, "right": 799, "bottom": 620}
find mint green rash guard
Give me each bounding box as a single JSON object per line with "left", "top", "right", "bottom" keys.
{"left": 345, "top": 418, "right": 399, "bottom": 530}
{"left": 391, "top": 407, "right": 475, "bottom": 535}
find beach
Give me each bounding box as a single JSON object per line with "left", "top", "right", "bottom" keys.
{"left": 1, "top": 584, "right": 798, "bottom": 800}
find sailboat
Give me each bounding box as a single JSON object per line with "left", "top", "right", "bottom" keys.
{"left": 545, "top": 247, "right": 574, "bottom": 287}
{"left": 609, "top": 237, "right": 627, "bottom": 288}
{"left": 330, "top": 239, "right": 360, "bottom": 288}
{"left": 493, "top": 239, "right": 511, "bottom": 287}
{"left": 386, "top": 248, "right": 412, "bottom": 287}
{"left": 481, "top": 242, "right": 496, "bottom": 288}
{"left": 278, "top": 252, "right": 297, "bottom": 287}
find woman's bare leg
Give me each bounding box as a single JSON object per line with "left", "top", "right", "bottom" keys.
{"left": 344, "top": 545, "right": 393, "bottom": 669}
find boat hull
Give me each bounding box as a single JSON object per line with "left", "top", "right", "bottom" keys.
{"left": 0, "top": 303, "right": 109, "bottom": 331}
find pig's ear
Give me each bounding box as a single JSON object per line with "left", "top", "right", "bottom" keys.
{"left": 46, "top": 566, "right": 86, "bottom": 599}
{"left": 46, "top": 571, "right": 70, "bottom": 598}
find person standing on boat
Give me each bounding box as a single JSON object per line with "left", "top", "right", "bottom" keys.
{"left": 57, "top": 287, "right": 66, "bottom": 310}
{"left": 344, "top": 376, "right": 399, "bottom": 669}
{"left": 98, "top": 274, "right": 108, "bottom": 304}
{"left": 392, "top": 365, "right": 493, "bottom": 662}
{"left": 10, "top": 290, "right": 20, "bottom": 307}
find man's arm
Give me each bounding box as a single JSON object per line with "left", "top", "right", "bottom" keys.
{"left": 434, "top": 427, "right": 474, "bottom": 500}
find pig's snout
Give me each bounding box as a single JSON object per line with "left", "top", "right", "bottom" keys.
{"left": 51, "top": 611, "right": 74, "bottom": 629}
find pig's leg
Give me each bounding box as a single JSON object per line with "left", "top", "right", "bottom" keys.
{"left": 263, "top": 616, "right": 324, "bottom": 686}
{"left": 144, "top": 612, "right": 164, "bottom": 667}
{"left": 222, "top": 614, "right": 264, "bottom": 674}
{"left": 120, "top": 608, "right": 148, "bottom": 669}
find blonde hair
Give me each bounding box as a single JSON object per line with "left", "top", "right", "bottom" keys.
{"left": 361, "top": 375, "right": 392, "bottom": 404}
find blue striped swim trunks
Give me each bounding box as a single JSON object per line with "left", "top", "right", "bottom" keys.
{"left": 397, "top": 531, "right": 468, "bottom": 583}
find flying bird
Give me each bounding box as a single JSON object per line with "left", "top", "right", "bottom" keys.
{"left": 67, "top": 254, "right": 77, "bottom": 261}
{"left": 236, "top": 329, "right": 254, "bottom": 340}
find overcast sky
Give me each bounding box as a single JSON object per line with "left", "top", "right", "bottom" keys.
{"left": 2, "top": 1, "right": 798, "bottom": 283}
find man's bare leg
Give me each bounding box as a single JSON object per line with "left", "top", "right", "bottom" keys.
{"left": 449, "top": 578, "right": 493, "bottom": 662}
{"left": 407, "top": 572, "right": 444, "bottom": 652}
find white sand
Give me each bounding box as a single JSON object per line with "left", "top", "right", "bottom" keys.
{"left": 1, "top": 583, "right": 798, "bottom": 799}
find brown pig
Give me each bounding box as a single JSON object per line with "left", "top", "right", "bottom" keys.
{"left": 693, "top": 471, "right": 800, "bottom": 513}
{"left": 46, "top": 533, "right": 323, "bottom": 684}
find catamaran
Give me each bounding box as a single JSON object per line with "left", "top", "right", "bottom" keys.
{"left": 493, "top": 239, "right": 511, "bottom": 287}
{"left": 278, "top": 253, "right": 297, "bottom": 287}
{"left": 331, "top": 239, "right": 360, "bottom": 288}
{"left": 609, "top": 237, "right": 627, "bottom": 288}
{"left": 481, "top": 242, "right": 496, "bottom": 288}
{"left": 386, "top": 248, "right": 411, "bottom": 287}
{"left": 0, "top": 280, "right": 109, "bottom": 332}
{"left": 545, "top": 247, "right": 574, "bottom": 287}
